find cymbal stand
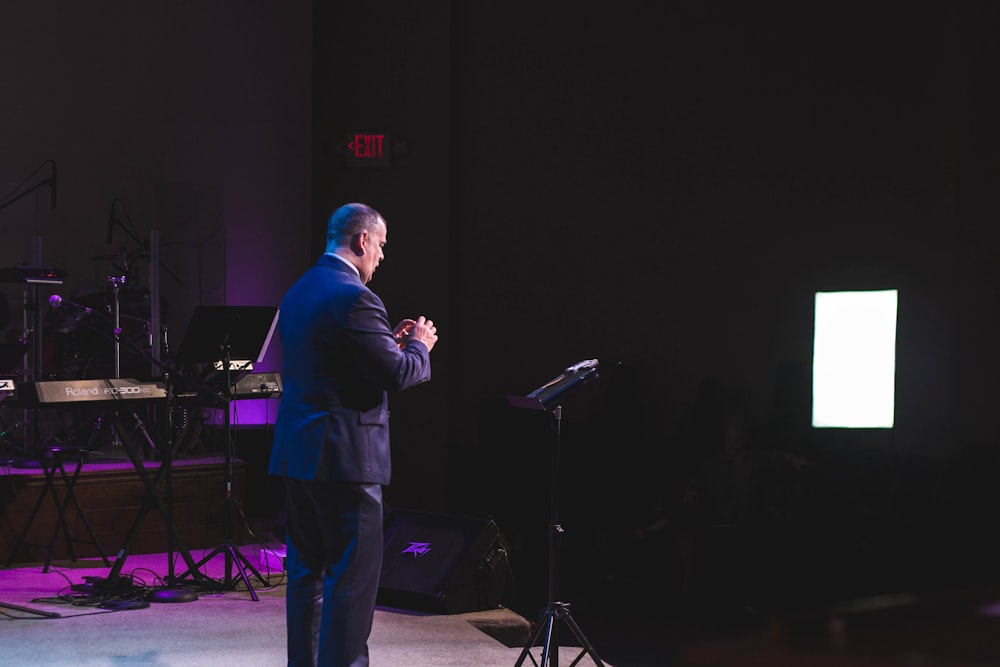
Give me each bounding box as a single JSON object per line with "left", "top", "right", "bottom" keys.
{"left": 101, "top": 274, "right": 127, "bottom": 450}
{"left": 107, "top": 274, "right": 126, "bottom": 379}
{"left": 177, "top": 340, "right": 267, "bottom": 600}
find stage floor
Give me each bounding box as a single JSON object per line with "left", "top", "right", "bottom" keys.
{"left": 0, "top": 549, "right": 614, "bottom": 667}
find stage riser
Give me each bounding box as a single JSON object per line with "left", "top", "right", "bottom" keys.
{"left": 0, "top": 459, "right": 247, "bottom": 565}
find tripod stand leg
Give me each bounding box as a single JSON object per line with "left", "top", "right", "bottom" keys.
{"left": 515, "top": 604, "right": 563, "bottom": 667}
{"left": 231, "top": 544, "right": 268, "bottom": 600}
{"left": 540, "top": 609, "right": 558, "bottom": 667}
{"left": 179, "top": 541, "right": 268, "bottom": 601}
{"left": 561, "top": 610, "right": 606, "bottom": 667}
{"left": 515, "top": 608, "right": 551, "bottom": 667}
{"left": 515, "top": 602, "right": 607, "bottom": 667}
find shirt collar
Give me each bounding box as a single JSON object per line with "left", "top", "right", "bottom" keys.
{"left": 324, "top": 251, "right": 360, "bottom": 278}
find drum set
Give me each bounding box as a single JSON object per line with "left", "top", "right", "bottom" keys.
{"left": 38, "top": 248, "right": 158, "bottom": 381}
{"left": 0, "top": 247, "right": 166, "bottom": 457}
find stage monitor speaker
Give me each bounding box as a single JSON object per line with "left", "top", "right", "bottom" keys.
{"left": 378, "top": 509, "right": 510, "bottom": 614}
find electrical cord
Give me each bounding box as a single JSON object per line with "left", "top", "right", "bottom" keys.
{"left": 27, "top": 572, "right": 152, "bottom": 613}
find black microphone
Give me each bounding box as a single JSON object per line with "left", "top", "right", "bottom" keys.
{"left": 49, "top": 160, "right": 57, "bottom": 209}
{"left": 49, "top": 294, "right": 93, "bottom": 315}
{"left": 106, "top": 198, "right": 118, "bottom": 244}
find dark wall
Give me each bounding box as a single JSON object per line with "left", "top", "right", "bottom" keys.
{"left": 311, "top": 2, "right": 453, "bottom": 511}
{"left": 1, "top": 1, "right": 313, "bottom": 396}
{"left": 0, "top": 3, "right": 313, "bottom": 525}
{"left": 310, "top": 4, "right": 1000, "bottom": 540}
{"left": 450, "top": 4, "right": 971, "bottom": 442}
{"left": 3, "top": 4, "right": 997, "bottom": 577}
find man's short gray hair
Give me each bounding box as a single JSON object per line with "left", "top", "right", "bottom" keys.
{"left": 326, "top": 203, "right": 386, "bottom": 249}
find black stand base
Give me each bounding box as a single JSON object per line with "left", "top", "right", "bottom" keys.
{"left": 515, "top": 601, "right": 606, "bottom": 667}
{"left": 147, "top": 587, "right": 199, "bottom": 603}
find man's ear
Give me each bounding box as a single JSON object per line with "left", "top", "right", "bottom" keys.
{"left": 350, "top": 231, "right": 366, "bottom": 256}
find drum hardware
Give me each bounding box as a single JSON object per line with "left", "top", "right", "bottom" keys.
{"left": 107, "top": 274, "right": 127, "bottom": 379}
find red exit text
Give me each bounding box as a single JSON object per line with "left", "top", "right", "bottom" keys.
{"left": 345, "top": 132, "right": 391, "bottom": 167}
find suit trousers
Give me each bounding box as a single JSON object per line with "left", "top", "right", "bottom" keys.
{"left": 283, "top": 477, "right": 384, "bottom": 667}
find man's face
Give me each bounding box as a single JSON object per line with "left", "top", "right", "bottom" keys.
{"left": 359, "top": 222, "right": 387, "bottom": 284}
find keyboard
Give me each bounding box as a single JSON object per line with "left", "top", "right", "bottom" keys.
{"left": 4, "top": 378, "right": 168, "bottom": 405}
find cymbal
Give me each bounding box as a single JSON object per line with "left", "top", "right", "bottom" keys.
{"left": 89, "top": 250, "right": 150, "bottom": 261}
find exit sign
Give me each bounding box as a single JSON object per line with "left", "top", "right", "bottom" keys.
{"left": 344, "top": 132, "right": 390, "bottom": 168}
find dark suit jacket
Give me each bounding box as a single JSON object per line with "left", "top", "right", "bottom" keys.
{"left": 269, "top": 254, "right": 431, "bottom": 485}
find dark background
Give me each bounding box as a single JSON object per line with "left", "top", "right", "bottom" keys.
{"left": 4, "top": 1, "right": 1000, "bottom": 650}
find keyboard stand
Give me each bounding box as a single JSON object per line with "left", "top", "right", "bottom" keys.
{"left": 4, "top": 445, "right": 110, "bottom": 572}
{"left": 93, "top": 406, "right": 210, "bottom": 590}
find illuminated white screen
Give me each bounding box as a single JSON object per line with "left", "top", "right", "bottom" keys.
{"left": 812, "top": 289, "right": 898, "bottom": 428}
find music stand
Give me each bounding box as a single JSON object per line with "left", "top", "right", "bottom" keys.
{"left": 175, "top": 305, "right": 279, "bottom": 600}
{"left": 510, "top": 359, "right": 606, "bottom": 667}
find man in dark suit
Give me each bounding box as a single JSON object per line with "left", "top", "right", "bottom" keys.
{"left": 269, "top": 202, "right": 438, "bottom": 667}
